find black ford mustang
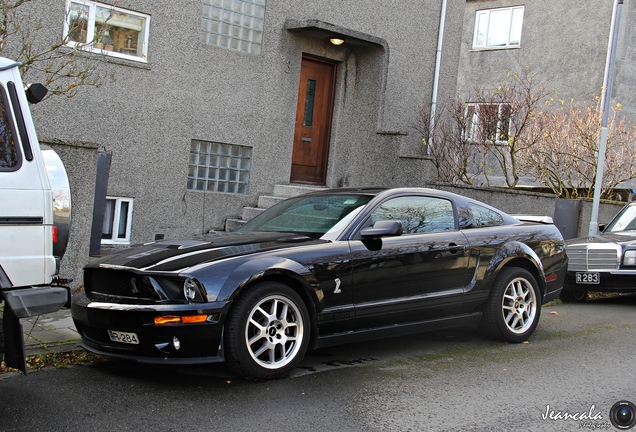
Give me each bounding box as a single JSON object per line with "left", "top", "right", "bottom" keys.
{"left": 72, "top": 187, "right": 567, "bottom": 379}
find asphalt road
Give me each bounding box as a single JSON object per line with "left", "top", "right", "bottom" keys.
{"left": 1, "top": 295, "right": 635, "bottom": 432}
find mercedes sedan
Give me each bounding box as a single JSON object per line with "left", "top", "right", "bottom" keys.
{"left": 72, "top": 187, "right": 567, "bottom": 379}
{"left": 561, "top": 201, "right": 636, "bottom": 302}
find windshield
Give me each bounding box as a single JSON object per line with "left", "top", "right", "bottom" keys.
{"left": 605, "top": 205, "right": 636, "bottom": 232}
{"left": 239, "top": 194, "right": 373, "bottom": 236}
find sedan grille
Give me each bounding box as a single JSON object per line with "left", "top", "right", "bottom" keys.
{"left": 84, "top": 268, "right": 168, "bottom": 302}
{"left": 566, "top": 244, "right": 620, "bottom": 271}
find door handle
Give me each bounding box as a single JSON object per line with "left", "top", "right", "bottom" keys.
{"left": 448, "top": 243, "right": 466, "bottom": 254}
{"left": 300, "top": 137, "right": 312, "bottom": 142}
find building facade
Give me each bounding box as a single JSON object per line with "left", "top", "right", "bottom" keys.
{"left": 16, "top": 1, "right": 465, "bottom": 287}
{"left": 458, "top": 0, "right": 636, "bottom": 114}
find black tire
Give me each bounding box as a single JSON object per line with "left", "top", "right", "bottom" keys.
{"left": 479, "top": 267, "right": 541, "bottom": 343}
{"left": 559, "top": 289, "right": 588, "bottom": 303}
{"left": 224, "top": 281, "right": 310, "bottom": 380}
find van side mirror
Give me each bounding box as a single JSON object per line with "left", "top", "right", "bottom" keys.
{"left": 25, "top": 83, "right": 48, "bottom": 104}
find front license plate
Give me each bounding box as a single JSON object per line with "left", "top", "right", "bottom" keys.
{"left": 575, "top": 272, "right": 600, "bottom": 284}
{"left": 108, "top": 330, "right": 139, "bottom": 345}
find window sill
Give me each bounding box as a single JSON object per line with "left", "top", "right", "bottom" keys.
{"left": 470, "top": 46, "right": 521, "bottom": 52}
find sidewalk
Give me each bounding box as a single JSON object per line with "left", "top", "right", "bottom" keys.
{"left": 21, "top": 308, "right": 81, "bottom": 356}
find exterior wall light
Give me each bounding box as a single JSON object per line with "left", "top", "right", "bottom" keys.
{"left": 329, "top": 37, "right": 345, "bottom": 46}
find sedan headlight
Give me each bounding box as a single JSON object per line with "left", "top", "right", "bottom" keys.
{"left": 623, "top": 250, "right": 636, "bottom": 267}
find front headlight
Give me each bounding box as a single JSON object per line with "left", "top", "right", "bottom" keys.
{"left": 622, "top": 250, "right": 636, "bottom": 267}
{"left": 183, "top": 277, "right": 206, "bottom": 302}
{"left": 184, "top": 278, "right": 198, "bottom": 301}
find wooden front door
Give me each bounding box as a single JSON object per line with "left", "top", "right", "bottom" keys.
{"left": 290, "top": 56, "right": 336, "bottom": 184}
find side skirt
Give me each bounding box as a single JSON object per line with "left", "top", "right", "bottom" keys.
{"left": 313, "top": 312, "right": 483, "bottom": 349}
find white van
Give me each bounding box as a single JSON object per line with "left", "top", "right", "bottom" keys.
{"left": 0, "top": 57, "right": 71, "bottom": 373}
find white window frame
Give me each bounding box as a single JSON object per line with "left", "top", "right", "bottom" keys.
{"left": 472, "top": 6, "right": 524, "bottom": 49}
{"left": 101, "top": 197, "right": 133, "bottom": 244}
{"left": 464, "top": 103, "right": 512, "bottom": 144}
{"left": 63, "top": 0, "right": 150, "bottom": 62}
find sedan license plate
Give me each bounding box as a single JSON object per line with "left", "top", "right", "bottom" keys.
{"left": 575, "top": 272, "right": 600, "bottom": 284}
{"left": 108, "top": 330, "right": 139, "bottom": 345}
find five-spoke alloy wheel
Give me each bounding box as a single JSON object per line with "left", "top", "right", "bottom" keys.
{"left": 224, "top": 281, "right": 310, "bottom": 380}
{"left": 480, "top": 267, "right": 541, "bottom": 343}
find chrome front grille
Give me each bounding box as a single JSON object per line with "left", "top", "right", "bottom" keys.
{"left": 566, "top": 244, "right": 620, "bottom": 271}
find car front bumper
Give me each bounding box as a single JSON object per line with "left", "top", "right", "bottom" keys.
{"left": 71, "top": 293, "right": 231, "bottom": 364}
{"left": 564, "top": 271, "right": 636, "bottom": 292}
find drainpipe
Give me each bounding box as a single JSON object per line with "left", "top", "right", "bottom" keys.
{"left": 589, "top": 0, "right": 623, "bottom": 236}
{"left": 428, "top": 0, "right": 448, "bottom": 152}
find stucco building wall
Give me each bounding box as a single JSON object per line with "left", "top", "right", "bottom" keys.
{"left": 8, "top": 1, "right": 465, "bottom": 287}
{"left": 458, "top": 0, "right": 614, "bottom": 103}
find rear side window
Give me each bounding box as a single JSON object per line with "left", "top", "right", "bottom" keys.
{"left": 467, "top": 203, "right": 504, "bottom": 227}
{"left": 0, "top": 85, "right": 20, "bottom": 171}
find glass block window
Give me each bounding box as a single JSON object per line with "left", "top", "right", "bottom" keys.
{"left": 201, "top": 0, "right": 265, "bottom": 55}
{"left": 188, "top": 140, "right": 252, "bottom": 194}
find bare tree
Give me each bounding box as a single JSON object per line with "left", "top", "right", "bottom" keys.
{"left": 415, "top": 97, "right": 488, "bottom": 185}
{"left": 470, "top": 70, "right": 552, "bottom": 187}
{"left": 526, "top": 97, "right": 636, "bottom": 199}
{"left": 0, "top": 0, "right": 111, "bottom": 98}
{"left": 416, "top": 70, "right": 551, "bottom": 187}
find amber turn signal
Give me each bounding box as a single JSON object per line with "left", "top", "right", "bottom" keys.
{"left": 154, "top": 314, "right": 208, "bottom": 325}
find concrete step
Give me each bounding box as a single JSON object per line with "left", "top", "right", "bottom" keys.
{"left": 273, "top": 184, "right": 326, "bottom": 198}
{"left": 224, "top": 184, "right": 327, "bottom": 231}
{"left": 242, "top": 206, "right": 265, "bottom": 220}
{"left": 225, "top": 218, "right": 246, "bottom": 232}
{"left": 257, "top": 195, "right": 286, "bottom": 209}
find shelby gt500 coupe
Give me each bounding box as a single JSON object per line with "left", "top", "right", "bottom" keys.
{"left": 72, "top": 187, "right": 567, "bottom": 379}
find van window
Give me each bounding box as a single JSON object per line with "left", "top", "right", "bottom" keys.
{"left": 0, "top": 86, "right": 19, "bottom": 171}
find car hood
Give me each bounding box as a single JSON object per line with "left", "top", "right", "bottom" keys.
{"left": 566, "top": 232, "right": 636, "bottom": 247}
{"left": 88, "top": 231, "right": 327, "bottom": 272}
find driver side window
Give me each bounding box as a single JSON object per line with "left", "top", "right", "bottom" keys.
{"left": 371, "top": 196, "right": 455, "bottom": 234}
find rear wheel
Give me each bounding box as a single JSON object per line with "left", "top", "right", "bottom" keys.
{"left": 224, "top": 281, "right": 310, "bottom": 380}
{"left": 480, "top": 267, "right": 541, "bottom": 343}
{"left": 559, "top": 289, "right": 587, "bottom": 303}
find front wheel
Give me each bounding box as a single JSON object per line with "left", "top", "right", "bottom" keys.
{"left": 479, "top": 267, "right": 541, "bottom": 343}
{"left": 224, "top": 281, "right": 310, "bottom": 380}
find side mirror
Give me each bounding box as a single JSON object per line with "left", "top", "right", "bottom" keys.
{"left": 360, "top": 220, "right": 403, "bottom": 238}
{"left": 25, "top": 83, "right": 48, "bottom": 104}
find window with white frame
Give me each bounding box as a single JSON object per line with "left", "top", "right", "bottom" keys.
{"left": 473, "top": 6, "right": 524, "bottom": 49}
{"left": 64, "top": 0, "right": 150, "bottom": 62}
{"left": 464, "top": 103, "right": 511, "bottom": 143}
{"left": 102, "top": 197, "right": 133, "bottom": 244}
{"left": 201, "top": 0, "right": 265, "bottom": 55}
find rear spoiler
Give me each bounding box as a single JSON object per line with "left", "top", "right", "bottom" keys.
{"left": 512, "top": 215, "right": 554, "bottom": 224}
